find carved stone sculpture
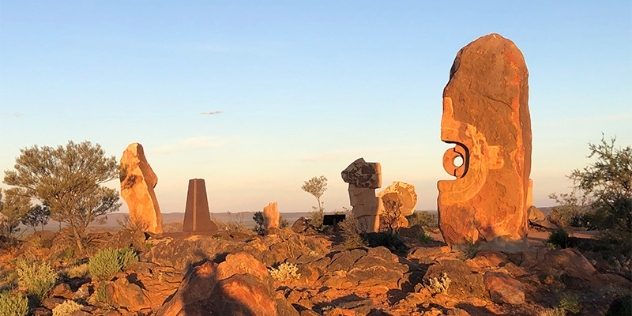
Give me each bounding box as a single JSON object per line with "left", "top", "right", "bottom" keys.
{"left": 341, "top": 158, "right": 381, "bottom": 232}
{"left": 183, "top": 179, "right": 218, "bottom": 233}
{"left": 263, "top": 202, "right": 280, "bottom": 233}
{"left": 438, "top": 33, "right": 532, "bottom": 251}
{"left": 377, "top": 181, "right": 418, "bottom": 230}
{"left": 120, "top": 143, "right": 163, "bottom": 234}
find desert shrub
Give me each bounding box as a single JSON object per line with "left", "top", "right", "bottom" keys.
{"left": 338, "top": 212, "right": 366, "bottom": 249}
{"left": 117, "top": 247, "right": 139, "bottom": 270}
{"left": 416, "top": 272, "right": 451, "bottom": 295}
{"left": 279, "top": 215, "right": 289, "bottom": 228}
{"left": 380, "top": 197, "right": 404, "bottom": 233}
{"left": 309, "top": 208, "right": 324, "bottom": 231}
{"left": 406, "top": 211, "right": 438, "bottom": 229}
{"left": 89, "top": 247, "right": 138, "bottom": 281}
{"left": 417, "top": 231, "right": 433, "bottom": 243}
{"left": 62, "top": 263, "right": 90, "bottom": 279}
{"left": 253, "top": 211, "right": 265, "bottom": 235}
{"left": 15, "top": 259, "right": 57, "bottom": 304}
{"left": 548, "top": 191, "right": 588, "bottom": 229}
{"left": 269, "top": 262, "right": 301, "bottom": 281}
{"left": 89, "top": 248, "right": 119, "bottom": 281}
{"left": 547, "top": 228, "right": 571, "bottom": 249}
{"left": 539, "top": 308, "right": 566, "bottom": 316}
{"left": 362, "top": 232, "right": 408, "bottom": 253}
{"left": 52, "top": 300, "right": 83, "bottom": 316}
{"left": 559, "top": 293, "right": 581, "bottom": 314}
{"left": 0, "top": 290, "right": 29, "bottom": 316}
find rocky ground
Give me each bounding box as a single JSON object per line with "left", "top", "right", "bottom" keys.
{"left": 0, "top": 224, "right": 630, "bottom": 316}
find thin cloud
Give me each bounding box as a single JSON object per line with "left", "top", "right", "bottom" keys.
{"left": 200, "top": 110, "right": 223, "bottom": 115}
{"left": 150, "top": 136, "right": 229, "bottom": 154}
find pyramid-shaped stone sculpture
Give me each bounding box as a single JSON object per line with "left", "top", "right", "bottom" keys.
{"left": 183, "top": 179, "right": 217, "bottom": 233}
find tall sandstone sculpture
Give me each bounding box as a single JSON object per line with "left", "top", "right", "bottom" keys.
{"left": 120, "top": 143, "right": 163, "bottom": 234}
{"left": 438, "top": 34, "right": 532, "bottom": 251}
{"left": 341, "top": 158, "right": 382, "bottom": 232}
{"left": 183, "top": 179, "right": 218, "bottom": 233}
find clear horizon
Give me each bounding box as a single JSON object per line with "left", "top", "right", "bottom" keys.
{"left": 1, "top": 1, "right": 630, "bottom": 214}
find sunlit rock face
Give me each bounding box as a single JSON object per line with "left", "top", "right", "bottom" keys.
{"left": 341, "top": 158, "right": 382, "bottom": 232}
{"left": 263, "top": 201, "right": 280, "bottom": 233}
{"left": 183, "top": 178, "right": 218, "bottom": 233}
{"left": 120, "top": 143, "right": 163, "bottom": 234}
{"left": 438, "top": 33, "right": 532, "bottom": 252}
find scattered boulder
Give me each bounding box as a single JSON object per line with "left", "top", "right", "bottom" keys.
{"left": 423, "top": 260, "right": 486, "bottom": 297}
{"left": 483, "top": 271, "right": 525, "bottom": 304}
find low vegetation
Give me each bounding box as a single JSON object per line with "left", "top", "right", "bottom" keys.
{"left": 52, "top": 300, "right": 83, "bottom": 316}
{"left": 89, "top": 247, "right": 138, "bottom": 281}
{"left": 15, "top": 259, "right": 57, "bottom": 305}
{"left": 0, "top": 290, "right": 29, "bottom": 316}
{"left": 269, "top": 262, "right": 301, "bottom": 282}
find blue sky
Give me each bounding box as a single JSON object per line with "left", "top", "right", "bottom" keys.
{"left": 1, "top": 1, "right": 630, "bottom": 213}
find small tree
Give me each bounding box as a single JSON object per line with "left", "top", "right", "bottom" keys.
{"left": 253, "top": 211, "right": 265, "bottom": 235}
{"left": 548, "top": 190, "right": 589, "bottom": 228}
{"left": 0, "top": 188, "right": 32, "bottom": 236}
{"left": 3, "top": 141, "right": 120, "bottom": 252}
{"left": 21, "top": 204, "right": 50, "bottom": 232}
{"left": 301, "top": 176, "right": 327, "bottom": 212}
{"left": 569, "top": 136, "right": 631, "bottom": 237}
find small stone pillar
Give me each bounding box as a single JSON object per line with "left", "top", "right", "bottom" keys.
{"left": 263, "top": 202, "right": 280, "bottom": 234}
{"left": 183, "top": 179, "right": 218, "bottom": 233}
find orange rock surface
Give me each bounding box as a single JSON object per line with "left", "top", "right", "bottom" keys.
{"left": 120, "top": 143, "right": 163, "bottom": 234}
{"left": 438, "top": 33, "right": 532, "bottom": 251}
{"left": 183, "top": 178, "right": 218, "bottom": 233}
{"left": 263, "top": 202, "right": 280, "bottom": 231}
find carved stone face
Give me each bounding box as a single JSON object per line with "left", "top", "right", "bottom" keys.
{"left": 437, "top": 34, "right": 532, "bottom": 251}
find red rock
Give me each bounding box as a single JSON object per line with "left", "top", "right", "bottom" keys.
{"left": 105, "top": 275, "right": 152, "bottom": 311}
{"left": 537, "top": 248, "right": 596, "bottom": 280}
{"left": 438, "top": 33, "right": 531, "bottom": 252}
{"left": 484, "top": 271, "right": 525, "bottom": 305}
{"left": 120, "top": 143, "right": 163, "bottom": 234}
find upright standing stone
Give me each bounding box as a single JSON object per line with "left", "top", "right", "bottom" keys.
{"left": 120, "top": 143, "right": 163, "bottom": 234}
{"left": 341, "top": 158, "right": 382, "bottom": 232}
{"left": 438, "top": 33, "right": 532, "bottom": 251}
{"left": 183, "top": 179, "right": 218, "bottom": 233}
{"left": 263, "top": 202, "right": 280, "bottom": 234}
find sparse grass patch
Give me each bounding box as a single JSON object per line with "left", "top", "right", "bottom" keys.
{"left": 559, "top": 293, "right": 581, "bottom": 314}
{"left": 338, "top": 211, "right": 366, "bottom": 249}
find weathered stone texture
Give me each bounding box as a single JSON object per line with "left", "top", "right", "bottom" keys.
{"left": 120, "top": 143, "right": 163, "bottom": 234}
{"left": 438, "top": 33, "right": 532, "bottom": 251}
{"left": 263, "top": 202, "right": 280, "bottom": 232}
{"left": 183, "top": 179, "right": 218, "bottom": 233}
{"left": 341, "top": 158, "right": 382, "bottom": 232}
{"left": 377, "top": 181, "right": 418, "bottom": 230}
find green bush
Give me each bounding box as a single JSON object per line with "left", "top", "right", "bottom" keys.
{"left": 89, "top": 247, "right": 138, "bottom": 281}
{"left": 89, "top": 248, "right": 120, "bottom": 281}
{"left": 547, "top": 228, "right": 571, "bottom": 249}
{"left": 117, "top": 247, "right": 138, "bottom": 270}
{"left": 338, "top": 211, "right": 366, "bottom": 249}
{"left": 15, "top": 259, "right": 57, "bottom": 304}
{"left": 0, "top": 290, "right": 29, "bottom": 316}
{"left": 52, "top": 300, "right": 83, "bottom": 316}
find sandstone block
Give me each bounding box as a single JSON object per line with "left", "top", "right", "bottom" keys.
{"left": 341, "top": 158, "right": 382, "bottom": 232}
{"left": 437, "top": 33, "right": 531, "bottom": 251}
{"left": 263, "top": 202, "right": 280, "bottom": 232}
{"left": 120, "top": 143, "right": 163, "bottom": 234}
{"left": 377, "top": 182, "right": 418, "bottom": 230}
